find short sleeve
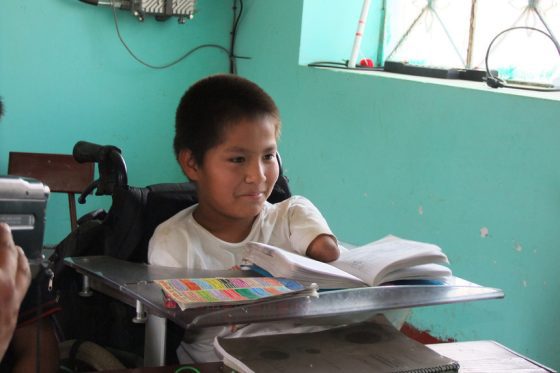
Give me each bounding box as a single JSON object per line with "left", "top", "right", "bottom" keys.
{"left": 147, "top": 205, "right": 207, "bottom": 268}
{"left": 148, "top": 222, "right": 187, "bottom": 267}
{"left": 286, "top": 196, "right": 335, "bottom": 255}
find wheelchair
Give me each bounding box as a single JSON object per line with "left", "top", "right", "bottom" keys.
{"left": 51, "top": 141, "right": 292, "bottom": 371}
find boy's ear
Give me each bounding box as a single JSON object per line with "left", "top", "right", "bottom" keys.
{"left": 178, "top": 149, "right": 199, "bottom": 181}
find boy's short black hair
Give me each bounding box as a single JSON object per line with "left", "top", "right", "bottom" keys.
{"left": 174, "top": 74, "right": 281, "bottom": 165}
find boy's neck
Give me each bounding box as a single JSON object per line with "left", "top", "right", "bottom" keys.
{"left": 193, "top": 208, "right": 257, "bottom": 243}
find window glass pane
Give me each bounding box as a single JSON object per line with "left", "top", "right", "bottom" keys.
{"left": 482, "top": 28, "right": 559, "bottom": 85}
{"left": 472, "top": 0, "right": 526, "bottom": 70}
{"left": 473, "top": 0, "right": 560, "bottom": 85}
{"left": 384, "top": 0, "right": 472, "bottom": 68}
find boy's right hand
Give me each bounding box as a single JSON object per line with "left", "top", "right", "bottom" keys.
{"left": 0, "top": 223, "right": 31, "bottom": 359}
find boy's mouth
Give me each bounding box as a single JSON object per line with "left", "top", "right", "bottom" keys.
{"left": 238, "top": 191, "right": 266, "bottom": 199}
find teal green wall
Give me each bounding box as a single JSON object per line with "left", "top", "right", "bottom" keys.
{"left": 2, "top": 0, "right": 560, "bottom": 370}
{"left": 1, "top": 0, "right": 230, "bottom": 244}
{"left": 235, "top": 0, "right": 560, "bottom": 369}
{"left": 300, "top": 0, "right": 381, "bottom": 65}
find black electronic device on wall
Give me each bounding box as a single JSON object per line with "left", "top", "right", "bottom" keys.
{"left": 79, "top": 0, "right": 196, "bottom": 23}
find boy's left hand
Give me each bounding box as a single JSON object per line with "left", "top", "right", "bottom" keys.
{"left": 306, "top": 234, "right": 340, "bottom": 263}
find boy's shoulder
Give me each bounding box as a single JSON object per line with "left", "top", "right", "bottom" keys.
{"left": 261, "top": 195, "right": 321, "bottom": 218}
{"left": 154, "top": 203, "right": 197, "bottom": 232}
{"left": 268, "top": 195, "right": 316, "bottom": 208}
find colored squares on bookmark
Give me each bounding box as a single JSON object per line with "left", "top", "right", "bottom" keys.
{"left": 154, "top": 277, "right": 305, "bottom": 308}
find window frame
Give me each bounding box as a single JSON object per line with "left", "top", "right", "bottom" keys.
{"left": 379, "top": 0, "right": 559, "bottom": 87}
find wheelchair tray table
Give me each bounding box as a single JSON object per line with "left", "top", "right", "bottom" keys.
{"left": 64, "top": 256, "right": 504, "bottom": 329}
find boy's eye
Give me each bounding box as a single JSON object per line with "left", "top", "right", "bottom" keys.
{"left": 263, "top": 153, "right": 276, "bottom": 161}
{"left": 229, "top": 156, "right": 245, "bottom": 163}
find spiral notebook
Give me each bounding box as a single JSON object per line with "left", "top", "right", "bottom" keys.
{"left": 214, "top": 314, "right": 459, "bottom": 373}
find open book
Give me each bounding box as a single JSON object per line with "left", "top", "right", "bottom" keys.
{"left": 155, "top": 277, "right": 316, "bottom": 311}
{"left": 242, "top": 235, "right": 452, "bottom": 289}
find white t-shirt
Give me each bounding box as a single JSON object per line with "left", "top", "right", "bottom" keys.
{"left": 147, "top": 195, "right": 336, "bottom": 363}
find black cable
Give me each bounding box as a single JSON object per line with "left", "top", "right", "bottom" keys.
{"left": 308, "top": 61, "right": 383, "bottom": 72}
{"left": 230, "top": 0, "right": 237, "bottom": 74}
{"left": 33, "top": 262, "right": 55, "bottom": 373}
{"left": 110, "top": 0, "right": 229, "bottom": 69}
{"left": 484, "top": 26, "right": 560, "bottom": 92}
{"left": 308, "top": 61, "right": 347, "bottom": 68}
{"left": 35, "top": 275, "right": 41, "bottom": 373}
{"left": 229, "top": 0, "right": 244, "bottom": 74}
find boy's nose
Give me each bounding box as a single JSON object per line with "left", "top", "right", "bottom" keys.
{"left": 245, "top": 161, "right": 267, "bottom": 184}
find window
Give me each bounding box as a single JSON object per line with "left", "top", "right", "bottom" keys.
{"left": 382, "top": 0, "right": 559, "bottom": 87}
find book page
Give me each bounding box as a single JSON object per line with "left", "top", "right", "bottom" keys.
{"left": 244, "top": 242, "right": 365, "bottom": 288}
{"left": 332, "top": 235, "right": 450, "bottom": 286}
{"left": 380, "top": 263, "right": 452, "bottom": 284}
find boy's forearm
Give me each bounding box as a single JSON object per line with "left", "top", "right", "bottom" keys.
{"left": 306, "top": 234, "right": 340, "bottom": 262}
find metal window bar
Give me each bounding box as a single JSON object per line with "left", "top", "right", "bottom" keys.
{"left": 531, "top": 0, "right": 560, "bottom": 53}
{"left": 465, "top": 0, "right": 477, "bottom": 68}
{"left": 376, "top": 0, "right": 388, "bottom": 67}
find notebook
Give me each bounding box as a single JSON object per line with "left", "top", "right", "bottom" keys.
{"left": 214, "top": 314, "right": 459, "bottom": 373}
{"left": 427, "top": 340, "right": 556, "bottom": 372}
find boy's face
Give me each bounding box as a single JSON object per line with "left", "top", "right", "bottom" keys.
{"left": 180, "top": 117, "right": 280, "bottom": 234}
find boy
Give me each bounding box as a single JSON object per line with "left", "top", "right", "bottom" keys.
{"left": 148, "top": 74, "right": 340, "bottom": 362}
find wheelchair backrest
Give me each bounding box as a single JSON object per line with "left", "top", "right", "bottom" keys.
{"left": 63, "top": 141, "right": 292, "bottom": 264}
